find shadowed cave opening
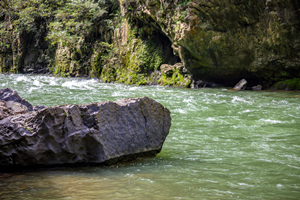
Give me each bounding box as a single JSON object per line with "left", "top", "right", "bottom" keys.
{"left": 131, "top": 17, "right": 181, "bottom": 74}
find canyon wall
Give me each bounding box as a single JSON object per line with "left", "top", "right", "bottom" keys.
{"left": 0, "top": 0, "right": 299, "bottom": 89}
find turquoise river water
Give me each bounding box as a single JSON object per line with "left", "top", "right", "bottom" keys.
{"left": 0, "top": 74, "right": 299, "bottom": 200}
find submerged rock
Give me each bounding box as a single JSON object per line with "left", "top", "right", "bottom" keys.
{"left": 0, "top": 88, "right": 171, "bottom": 170}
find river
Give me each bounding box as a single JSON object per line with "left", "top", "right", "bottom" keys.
{"left": 0, "top": 74, "right": 299, "bottom": 199}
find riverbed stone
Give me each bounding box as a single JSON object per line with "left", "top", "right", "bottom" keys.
{"left": 232, "top": 79, "right": 247, "bottom": 91}
{"left": 252, "top": 85, "right": 262, "bottom": 91}
{"left": 0, "top": 88, "right": 171, "bottom": 170}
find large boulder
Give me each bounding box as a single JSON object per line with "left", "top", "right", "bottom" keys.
{"left": 0, "top": 88, "right": 171, "bottom": 170}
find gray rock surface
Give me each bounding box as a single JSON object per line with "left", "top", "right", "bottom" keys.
{"left": 232, "top": 79, "right": 247, "bottom": 91}
{"left": 0, "top": 88, "right": 33, "bottom": 111}
{"left": 0, "top": 88, "right": 171, "bottom": 170}
{"left": 252, "top": 85, "right": 262, "bottom": 91}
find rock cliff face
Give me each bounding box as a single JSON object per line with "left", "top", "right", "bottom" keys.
{"left": 0, "top": 88, "right": 171, "bottom": 170}
{"left": 0, "top": 0, "right": 299, "bottom": 88}
{"left": 121, "top": 0, "right": 300, "bottom": 87}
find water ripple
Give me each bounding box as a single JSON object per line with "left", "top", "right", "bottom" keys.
{"left": 0, "top": 74, "right": 299, "bottom": 200}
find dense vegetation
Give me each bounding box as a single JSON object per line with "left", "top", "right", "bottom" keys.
{"left": 0, "top": 0, "right": 299, "bottom": 89}
{"left": 0, "top": 0, "right": 112, "bottom": 47}
{"left": 0, "top": 0, "right": 118, "bottom": 75}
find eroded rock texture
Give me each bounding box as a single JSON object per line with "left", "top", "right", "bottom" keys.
{"left": 122, "top": 0, "right": 300, "bottom": 87}
{"left": 0, "top": 88, "right": 171, "bottom": 170}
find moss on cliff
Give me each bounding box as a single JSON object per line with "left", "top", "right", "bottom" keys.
{"left": 121, "top": 0, "right": 300, "bottom": 88}
{"left": 99, "top": 17, "right": 182, "bottom": 86}
{"left": 1, "top": 0, "right": 299, "bottom": 89}
{"left": 90, "top": 42, "right": 114, "bottom": 78}
{"left": 273, "top": 78, "right": 300, "bottom": 90}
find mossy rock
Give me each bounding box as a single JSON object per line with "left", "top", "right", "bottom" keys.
{"left": 158, "top": 63, "right": 192, "bottom": 87}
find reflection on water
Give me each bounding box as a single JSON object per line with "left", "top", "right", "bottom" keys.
{"left": 0, "top": 74, "right": 300, "bottom": 199}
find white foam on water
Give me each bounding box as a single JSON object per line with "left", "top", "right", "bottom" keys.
{"left": 238, "top": 183, "right": 254, "bottom": 187}
{"left": 141, "top": 178, "right": 154, "bottom": 183}
{"left": 84, "top": 79, "right": 98, "bottom": 86}
{"left": 231, "top": 96, "right": 252, "bottom": 104}
{"left": 112, "top": 91, "right": 124, "bottom": 97}
{"left": 128, "top": 86, "right": 139, "bottom": 91}
{"left": 206, "top": 117, "right": 217, "bottom": 121}
{"left": 62, "top": 80, "right": 92, "bottom": 90}
{"left": 49, "top": 79, "right": 59, "bottom": 86}
{"left": 28, "top": 87, "right": 39, "bottom": 93}
{"left": 287, "top": 164, "right": 300, "bottom": 169}
{"left": 81, "top": 83, "right": 93, "bottom": 90}
{"left": 174, "top": 108, "right": 187, "bottom": 114}
{"left": 62, "top": 81, "right": 75, "bottom": 89}
{"left": 99, "top": 84, "right": 114, "bottom": 90}
{"left": 239, "top": 109, "right": 251, "bottom": 113}
{"left": 61, "top": 79, "right": 99, "bottom": 90}
{"left": 171, "top": 136, "right": 179, "bottom": 140}
{"left": 259, "top": 118, "right": 284, "bottom": 124}
{"left": 231, "top": 125, "right": 240, "bottom": 129}
{"left": 277, "top": 184, "right": 283, "bottom": 188}
{"left": 15, "top": 76, "right": 29, "bottom": 82}
{"left": 33, "top": 80, "right": 42, "bottom": 86}
{"left": 275, "top": 100, "right": 289, "bottom": 105}
{"left": 287, "top": 113, "right": 300, "bottom": 119}
{"left": 212, "top": 99, "right": 227, "bottom": 104}
{"left": 183, "top": 97, "right": 194, "bottom": 103}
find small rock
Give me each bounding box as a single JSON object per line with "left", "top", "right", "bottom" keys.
{"left": 192, "top": 80, "right": 207, "bottom": 89}
{"left": 160, "top": 64, "right": 174, "bottom": 77}
{"left": 232, "top": 79, "right": 247, "bottom": 91}
{"left": 252, "top": 85, "right": 262, "bottom": 91}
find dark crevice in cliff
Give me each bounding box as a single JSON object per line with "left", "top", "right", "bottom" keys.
{"left": 130, "top": 17, "right": 181, "bottom": 68}
{"left": 20, "top": 18, "right": 50, "bottom": 74}
{"left": 151, "top": 31, "right": 181, "bottom": 66}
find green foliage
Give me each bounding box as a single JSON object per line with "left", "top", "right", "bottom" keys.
{"left": 179, "top": 10, "right": 188, "bottom": 20}
{"left": 273, "top": 78, "right": 300, "bottom": 90}
{"left": 100, "top": 65, "right": 116, "bottom": 83}
{"left": 24, "top": 127, "right": 34, "bottom": 132}
{"left": 124, "top": 25, "right": 164, "bottom": 72}
{"left": 90, "top": 42, "right": 113, "bottom": 77}
{"left": 138, "top": 40, "right": 163, "bottom": 71}
{"left": 0, "top": 0, "right": 108, "bottom": 49}
{"left": 159, "top": 69, "right": 192, "bottom": 87}
{"left": 0, "top": 0, "right": 119, "bottom": 76}
{"left": 46, "top": 0, "right": 106, "bottom": 48}
{"left": 0, "top": 25, "right": 12, "bottom": 50}
{"left": 178, "top": 0, "right": 191, "bottom": 7}
{"left": 1, "top": 0, "right": 62, "bottom": 32}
